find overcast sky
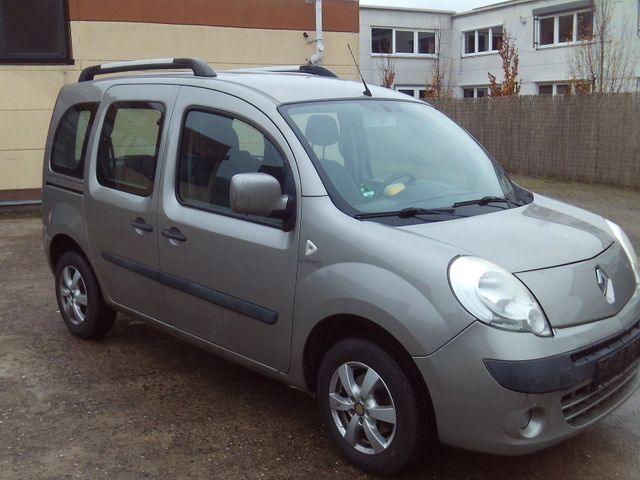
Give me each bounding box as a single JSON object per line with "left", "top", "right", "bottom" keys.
{"left": 359, "top": 0, "right": 507, "bottom": 13}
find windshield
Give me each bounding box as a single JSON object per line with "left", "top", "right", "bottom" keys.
{"left": 282, "top": 100, "right": 520, "bottom": 220}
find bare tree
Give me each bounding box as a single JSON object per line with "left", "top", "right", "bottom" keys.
{"left": 424, "top": 23, "right": 450, "bottom": 99}
{"left": 377, "top": 54, "right": 396, "bottom": 88}
{"left": 488, "top": 30, "right": 521, "bottom": 96}
{"left": 568, "top": 0, "right": 638, "bottom": 93}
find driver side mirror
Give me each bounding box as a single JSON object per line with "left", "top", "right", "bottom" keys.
{"left": 230, "top": 173, "right": 291, "bottom": 219}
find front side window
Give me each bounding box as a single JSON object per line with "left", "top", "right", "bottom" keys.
{"left": 282, "top": 100, "right": 519, "bottom": 222}
{"left": 0, "top": 0, "right": 71, "bottom": 64}
{"left": 97, "top": 102, "right": 164, "bottom": 197}
{"left": 50, "top": 103, "right": 98, "bottom": 178}
{"left": 177, "top": 110, "right": 290, "bottom": 223}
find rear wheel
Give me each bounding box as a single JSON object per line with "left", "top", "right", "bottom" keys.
{"left": 317, "top": 338, "right": 428, "bottom": 475}
{"left": 55, "top": 251, "right": 115, "bottom": 339}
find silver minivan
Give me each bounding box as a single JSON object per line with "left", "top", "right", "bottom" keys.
{"left": 42, "top": 58, "right": 640, "bottom": 475}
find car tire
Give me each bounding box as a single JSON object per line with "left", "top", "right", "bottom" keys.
{"left": 317, "top": 337, "right": 428, "bottom": 475}
{"left": 55, "top": 250, "right": 116, "bottom": 339}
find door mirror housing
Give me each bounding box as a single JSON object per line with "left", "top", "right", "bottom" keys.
{"left": 230, "top": 173, "right": 290, "bottom": 218}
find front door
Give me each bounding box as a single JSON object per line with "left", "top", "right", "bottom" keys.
{"left": 84, "top": 84, "right": 179, "bottom": 320}
{"left": 157, "top": 87, "right": 300, "bottom": 372}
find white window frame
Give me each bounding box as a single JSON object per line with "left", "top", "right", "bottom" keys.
{"left": 462, "top": 86, "right": 490, "bottom": 98}
{"left": 536, "top": 9, "right": 593, "bottom": 48}
{"left": 371, "top": 27, "right": 437, "bottom": 57}
{"left": 537, "top": 82, "right": 571, "bottom": 95}
{"left": 462, "top": 26, "right": 503, "bottom": 57}
{"left": 395, "top": 85, "right": 428, "bottom": 99}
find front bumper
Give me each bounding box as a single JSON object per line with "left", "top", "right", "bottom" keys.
{"left": 415, "top": 289, "right": 640, "bottom": 455}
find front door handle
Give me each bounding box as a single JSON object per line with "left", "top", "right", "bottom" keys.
{"left": 131, "top": 217, "right": 153, "bottom": 233}
{"left": 161, "top": 227, "right": 187, "bottom": 243}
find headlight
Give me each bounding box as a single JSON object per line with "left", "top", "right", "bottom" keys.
{"left": 605, "top": 220, "right": 639, "bottom": 286}
{"left": 449, "top": 256, "right": 552, "bottom": 337}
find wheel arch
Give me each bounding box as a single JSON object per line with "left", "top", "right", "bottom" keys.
{"left": 302, "top": 313, "right": 438, "bottom": 438}
{"left": 48, "top": 233, "right": 90, "bottom": 273}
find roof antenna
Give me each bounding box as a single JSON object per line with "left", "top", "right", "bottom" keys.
{"left": 347, "top": 44, "right": 372, "bottom": 97}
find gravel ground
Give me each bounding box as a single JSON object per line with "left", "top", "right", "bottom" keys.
{"left": 0, "top": 176, "right": 638, "bottom": 480}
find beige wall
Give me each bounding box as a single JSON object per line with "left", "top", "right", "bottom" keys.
{"left": 0, "top": 21, "right": 358, "bottom": 192}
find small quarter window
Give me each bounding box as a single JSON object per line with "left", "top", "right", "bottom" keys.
{"left": 50, "top": 103, "right": 97, "bottom": 179}
{"left": 97, "top": 102, "right": 164, "bottom": 197}
{"left": 177, "top": 110, "right": 290, "bottom": 224}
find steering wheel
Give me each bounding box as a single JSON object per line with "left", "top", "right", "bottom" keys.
{"left": 382, "top": 172, "right": 417, "bottom": 190}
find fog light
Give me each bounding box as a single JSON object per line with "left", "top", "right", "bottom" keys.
{"left": 519, "top": 411, "right": 532, "bottom": 430}
{"left": 519, "top": 407, "right": 546, "bottom": 439}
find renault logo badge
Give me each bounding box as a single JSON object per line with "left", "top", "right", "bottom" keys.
{"left": 595, "top": 266, "right": 615, "bottom": 304}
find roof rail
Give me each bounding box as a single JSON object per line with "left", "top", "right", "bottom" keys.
{"left": 78, "top": 57, "right": 216, "bottom": 82}
{"left": 226, "top": 64, "right": 339, "bottom": 78}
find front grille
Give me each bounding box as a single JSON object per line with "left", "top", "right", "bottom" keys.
{"left": 561, "top": 360, "right": 640, "bottom": 427}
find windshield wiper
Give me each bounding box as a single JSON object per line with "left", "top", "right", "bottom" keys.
{"left": 452, "top": 196, "right": 523, "bottom": 209}
{"left": 355, "top": 207, "right": 460, "bottom": 220}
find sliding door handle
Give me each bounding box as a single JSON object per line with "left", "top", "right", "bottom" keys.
{"left": 131, "top": 217, "right": 153, "bottom": 233}
{"left": 161, "top": 227, "right": 187, "bottom": 243}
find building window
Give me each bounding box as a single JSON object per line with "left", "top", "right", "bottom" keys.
{"left": 537, "top": 9, "right": 593, "bottom": 47}
{"left": 463, "top": 26, "right": 503, "bottom": 55}
{"left": 537, "top": 83, "right": 575, "bottom": 95}
{"left": 0, "top": 0, "right": 72, "bottom": 64}
{"left": 372, "top": 28, "right": 393, "bottom": 54}
{"left": 462, "top": 87, "right": 489, "bottom": 98}
{"left": 371, "top": 27, "right": 437, "bottom": 56}
{"left": 396, "top": 86, "right": 428, "bottom": 99}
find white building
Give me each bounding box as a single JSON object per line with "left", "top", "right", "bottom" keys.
{"left": 360, "top": 0, "right": 640, "bottom": 98}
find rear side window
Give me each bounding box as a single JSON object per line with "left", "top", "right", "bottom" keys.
{"left": 97, "top": 101, "right": 164, "bottom": 197}
{"left": 177, "top": 109, "right": 290, "bottom": 223}
{"left": 50, "top": 103, "right": 98, "bottom": 179}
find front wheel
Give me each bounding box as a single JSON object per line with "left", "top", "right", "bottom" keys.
{"left": 317, "top": 338, "right": 428, "bottom": 475}
{"left": 55, "top": 251, "right": 116, "bottom": 339}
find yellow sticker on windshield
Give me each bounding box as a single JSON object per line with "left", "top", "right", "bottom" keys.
{"left": 384, "top": 183, "right": 406, "bottom": 197}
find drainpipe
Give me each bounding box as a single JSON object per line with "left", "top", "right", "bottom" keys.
{"left": 307, "top": 0, "right": 325, "bottom": 65}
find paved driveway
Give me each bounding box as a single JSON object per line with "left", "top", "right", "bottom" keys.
{"left": 1, "top": 177, "right": 638, "bottom": 479}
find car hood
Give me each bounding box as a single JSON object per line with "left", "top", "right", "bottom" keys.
{"left": 398, "top": 194, "right": 613, "bottom": 273}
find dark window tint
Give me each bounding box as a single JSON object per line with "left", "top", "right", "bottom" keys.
{"left": 463, "top": 88, "right": 475, "bottom": 98}
{"left": 476, "top": 88, "right": 488, "bottom": 98}
{"left": 97, "top": 102, "right": 164, "bottom": 197}
{"left": 558, "top": 14, "right": 573, "bottom": 42}
{"left": 177, "top": 110, "right": 289, "bottom": 221}
{"left": 398, "top": 89, "right": 415, "bottom": 97}
{"left": 540, "top": 17, "right": 555, "bottom": 45}
{"left": 372, "top": 28, "right": 392, "bottom": 54}
{"left": 478, "top": 29, "right": 489, "bottom": 52}
{"left": 492, "top": 26, "right": 503, "bottom": 51}
{"left": 577, "top": 11, "right": 593, "bottom": 39}
{"left": 418, "top": 31, "right": 435, "bottom": 54}
{"left": 465, "top": 31, "right": 475, "bottom": 54}
{"left": 556, "top": 84, "right": 571, "bottom": 95}
{"left": 50, "top": 103, "right": 97, "bottom": 178}
{"left": 538, "top": 85, "right": 553, "bottom": 95}
{"left": 395, "top": 30, "right": 414, "bottom": 53}
{"left": 0, "top": 0, "right": 71, "bottom": 63}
